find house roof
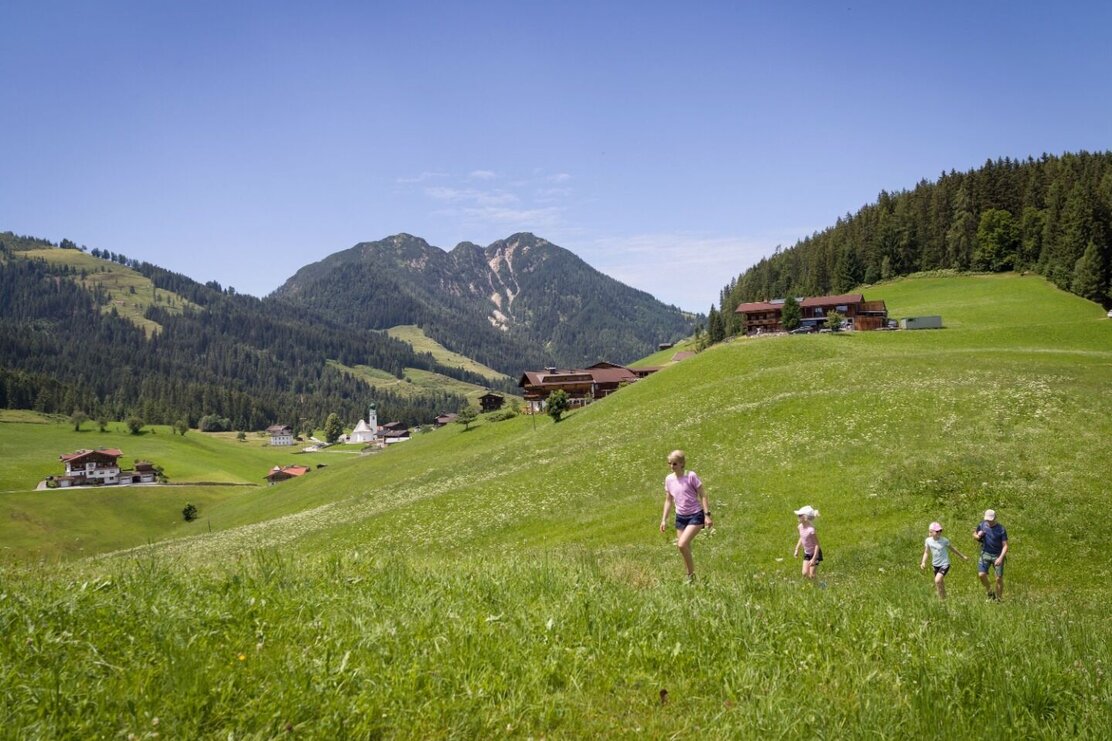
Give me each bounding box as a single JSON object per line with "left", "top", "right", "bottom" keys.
{"left": 519, "top": 364, "right": 639, "bottom": 388}
{"left": 352, "top": 419, "right": 374, "bottom": 433}
{"left": 265, "top": 465, "right": 309, "bottom": 480}
{"left": 518, "top": 370, "right": 593, "bottom": 387}
{"left": 266, "top": 425, "right": 293, "bottom": 434}
{"left": 587, "top": 366, "right": 639, "bottom": 385}
{"left": 736, "top": 301, "right": 781, "bottom": 314}
{"left": 60, "top": 448, "right": 123, "bottom": 463}
{"left": 800, "top": 293, "right": 864, "bottom": 308}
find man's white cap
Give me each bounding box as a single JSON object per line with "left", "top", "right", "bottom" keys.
{"left": 984, "top": 509, "right": 996, "bottom": 521}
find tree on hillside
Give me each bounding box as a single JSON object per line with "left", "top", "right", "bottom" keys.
{"left": 974, "top": 209, "right": 1019, "bottom": 271}
{"left": 455, "top": 406, "right": 478, "bottom": 431}
{"left": 323, "top": 413, "right": 343, "bottom": 444}
{"left": 706, "top": 306, "right": 725, "bottom": 344}
{"left": 1072, "top": 241, "right": 1106, "bottom": 302}
{"left": 781, "top": 296, "right": 802, "bottom": 331}
{"left": 96, "top": 415, "right": 109, "bottom": 432}
{"left": 173, "top": 419, "right": 189, "bottom": 436}
{"left": 547, "top": 389, "right": 570, "bottom": 422}
{"left": 826, "top": 310, "right": 845, "bottom": 331}
{"left": 126, "top": 416, "right": 144, "bottom": 434}
{"left": 71, "top": 411, "right": 87, "bottom": 431}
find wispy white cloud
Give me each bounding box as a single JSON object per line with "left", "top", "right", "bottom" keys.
{"left": 435, "top": 205, "right": 564, "bottom": 231}
{"left": 424, "top": 186, "right": 518, "bottom": 207}
{"left": 413, "top": 168, "right": 574, "bottom": 236}
{"left": 396, "top": 171, "right": 449, "bottom": 184}
{"left": 583, "top": 233, "right": 785, "bottom": 311}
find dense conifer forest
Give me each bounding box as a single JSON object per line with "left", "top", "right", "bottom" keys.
{"left": 716, "top": 151, "right": 1112, "bottom": 330}
{"left": 0, "top": 238, "right": 508, "bottom": 430}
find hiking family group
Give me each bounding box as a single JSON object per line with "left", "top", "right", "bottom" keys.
{"left": 659, "top": 450, "right": 1010, "bottom": 599}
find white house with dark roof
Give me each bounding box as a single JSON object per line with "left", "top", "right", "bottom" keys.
{"left": 266, "top": 424, "right": 294, "bottom": 446}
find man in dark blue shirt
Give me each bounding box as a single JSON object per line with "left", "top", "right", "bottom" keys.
{"left": 973, "top": 508, "right": 1009, "bottom": 600}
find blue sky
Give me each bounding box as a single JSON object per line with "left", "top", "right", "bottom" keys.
{"left": 2, "top": 1, "right": 1110, "bottom": 311}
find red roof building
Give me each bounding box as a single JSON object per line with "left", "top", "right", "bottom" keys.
{"left": 265, "top": 465, "right": 310, "bottom": 484}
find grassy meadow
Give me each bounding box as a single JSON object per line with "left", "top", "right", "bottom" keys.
{"left": 2, "top": 273, "right": 1111, "bottom": 737}
{"left": 0, "top": 420, "right": 366, "bottom": 561}
{"left": 21, "top": 248, "right": 199, "bottom": 336}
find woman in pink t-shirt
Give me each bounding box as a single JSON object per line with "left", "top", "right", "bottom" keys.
{"left": 793, "top": 505, "right": 822, "bottom": 579}
{"left": 659, "top": 449, "right": 713, "bottom": 582}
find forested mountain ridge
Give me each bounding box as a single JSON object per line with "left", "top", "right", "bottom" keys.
{"left": 717, "top": 151, "right": 1112, "bottom": 325}
{"left": 272, "top": 232, "right": 696, "bottom": 374}
{"left": 0, "top": 235, "right": 498, "bottom": 430}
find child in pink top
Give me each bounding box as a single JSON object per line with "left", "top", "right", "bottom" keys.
{"left": 659, "top": 449, "right": 713, "bottom": 582}
{"left": 793, "top": 505, "right": 822, "bottom": 579}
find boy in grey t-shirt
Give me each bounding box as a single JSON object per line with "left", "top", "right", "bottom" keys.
{"left": 920, "top": 521, "right": 968, "bottom": 600}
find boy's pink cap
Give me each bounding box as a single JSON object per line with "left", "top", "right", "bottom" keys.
{"left": 929, "top": 522, "right": 943, "bottom": 532}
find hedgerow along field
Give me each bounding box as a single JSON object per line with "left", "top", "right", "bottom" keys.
{"left": 2, "top": 273, "right": 1111, "bottom": 737}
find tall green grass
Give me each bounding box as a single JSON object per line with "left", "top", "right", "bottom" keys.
{"left": 2, "top": 274, "right": 1111, "bottom": 737}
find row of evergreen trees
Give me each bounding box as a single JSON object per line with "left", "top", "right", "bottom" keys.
{"left": 715, "top": 151, "right": 1112, "bottom": 325}
{"left": 0, "top": 243, "right": 491, "bottom": 429}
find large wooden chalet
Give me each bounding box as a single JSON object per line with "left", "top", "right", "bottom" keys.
{"left": 736, "top": 293, "right": 888, "bottom": 334}
{"left": 53, "top": 448, "right": 158, "bottom": 488}
{"left": 518, "top": 361, "right": 657, "bottom": 413}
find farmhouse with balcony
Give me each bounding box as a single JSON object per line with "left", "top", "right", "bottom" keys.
{"left": 518, "top": 362, "right": 654, "bottom": 413}
{"left": 267, "top": 424, "right": 294, "bottom": 446}
{"left": 51, "top": 449, "right": 159, "bottom": 488}
{"left": 736, "top": 293, "right": 889, "bottom": 334}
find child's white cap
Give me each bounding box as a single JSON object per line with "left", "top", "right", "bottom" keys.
{"left": 929, "top": 522, "right": 943, "bottom": 532}
{"left": 984, "top": 509, "right": 996, "bottom": 521}
{"left": 794, "top": 505, "right": 818, "bottom": 518}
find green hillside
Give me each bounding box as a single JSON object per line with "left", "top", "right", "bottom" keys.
{"left": 22, "top": 246, "right": 199, "bottom": 336}
{"left": 2, "top": 274, "right": 1111, "bottom": 737}
{"left": 0, "top": 418, "right": 368, "bottom": 559}
{"left": 387, "top": 324, "right": 510, "bottom": 383}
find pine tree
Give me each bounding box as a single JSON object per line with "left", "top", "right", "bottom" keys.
{"left": 1071, "top": 241, "right": 1106, "bottom": 302}
{"left": 706, "top": 306, "right": 725, "bottom": 345}
{"left": 781, "top": 296, "right": 802, "bottom": 331}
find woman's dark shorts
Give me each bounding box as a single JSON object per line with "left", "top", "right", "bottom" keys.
{"left": 933, "top": 564, "right": 951, "bottom": 576}
{"left": 675, "top": 510, "right": 706, "bottom": 529}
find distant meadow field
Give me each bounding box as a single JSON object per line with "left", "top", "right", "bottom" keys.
{"left": 2, "top": 274, "right": 1111, "bottom": 737}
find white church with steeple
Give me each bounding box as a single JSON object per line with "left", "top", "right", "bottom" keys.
{"left": 350, "top": 403, "right": 378, "bottom": 444}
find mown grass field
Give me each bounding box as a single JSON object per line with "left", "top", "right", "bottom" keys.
{"left": 21, "top": 248, "right": 198, "bottom": 336}
{"left": 328, "top": 360, "right": 519, "bottom": 406}
{"left": 387, "top": 324, "right": 510, "bottom": 383}
{"left": 2, "top": 273, "right": 1111, "bottom": 737}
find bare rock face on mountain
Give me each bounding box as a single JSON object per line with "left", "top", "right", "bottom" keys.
{"left": 271, "top": 232, "right": 695, "bottom": 375}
